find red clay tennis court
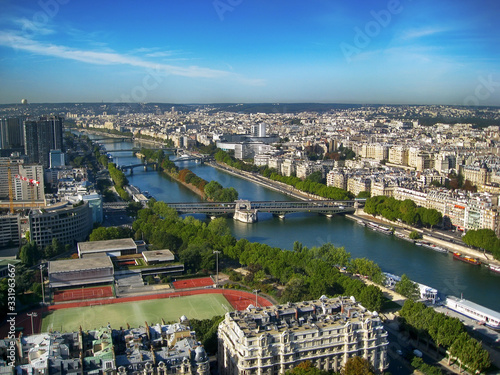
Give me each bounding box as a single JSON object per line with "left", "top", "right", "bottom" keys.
{"left": 172, "top": 277, "right": 214, "bottom": 289}
{"left": 53, "top": 285, "right": 114, "bottom": 303}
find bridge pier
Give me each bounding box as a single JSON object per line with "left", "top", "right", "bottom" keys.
{"left": 234, "top": 200, "right": 258, "bottom": 223}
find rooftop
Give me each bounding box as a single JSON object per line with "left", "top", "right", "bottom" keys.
{"left": 49, "top": 256, "right": 113, "bottom": 273}
{"left": 142, "top": 249, "right": 175, "bottom": 263}
{"left": 78, "top": 238, "right": 137, "bottom": 253}
{"left": 227, "top": 296, "right": 380, "bottom": 337}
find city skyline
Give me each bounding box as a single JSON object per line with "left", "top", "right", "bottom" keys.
{"left": 0, "top": 0, "right": 499, "bottom": 105}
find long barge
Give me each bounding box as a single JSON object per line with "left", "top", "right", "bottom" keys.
{"left": 444, "top": 295, "right": 500, "bottom": 330}
{"left": 452, "top": 252, "right": 481, "bottom": 265}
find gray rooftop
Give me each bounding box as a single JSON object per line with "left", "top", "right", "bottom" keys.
{"left": 78, "top": 238, "right": 137, "bottom": 253}
{"left": 49, "top": 256, "right": 113, "bottom": 273}
{"left": 142, "top": 249, "right": 175, "bottom": 263}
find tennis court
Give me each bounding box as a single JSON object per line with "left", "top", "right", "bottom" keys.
{"left": 53, "top": 286, "right": 114, "bottom": 303}
{"left": 172, "top": 277, "right": 214, "bottom": 289}
{"left": 42, "top": 293, "right": 232, "bottom": 332}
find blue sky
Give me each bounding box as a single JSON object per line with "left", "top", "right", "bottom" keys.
{"left": 0, "top": 0, "right": 499, "bottom": 105}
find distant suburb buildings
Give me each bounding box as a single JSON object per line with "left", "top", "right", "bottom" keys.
{"left": 218, "top": 296, "right": 388, "bottom": 375}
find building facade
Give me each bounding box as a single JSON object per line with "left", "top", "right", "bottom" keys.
{"left": 0, "top": 214, "right": 20, "bottom": 248}
{"left": 23, "top": 116, "right": 64, "bottom": 168}
{"left": 29, "top": 201, "right": 92, "bottom": 248}
{"left": 218, "top": 297, "right": 388, "bottom": 375}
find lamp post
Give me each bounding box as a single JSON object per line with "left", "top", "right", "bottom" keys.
{"left": 40, "top": 264, "right": 45, "bottom": 305}
{"left": 253, "top": 289, "right": 261, "bottom": 307}
{"left": 213, "top": 251, "right": 221, "bottom": 287}
{"left": 27, "top": 312, "right": 38, "bottom": 335}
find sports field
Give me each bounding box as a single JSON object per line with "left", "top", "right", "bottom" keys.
{"left": 42, "top": 293, "right": 233, "bottom": 332}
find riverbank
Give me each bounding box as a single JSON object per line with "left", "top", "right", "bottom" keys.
{"left": 207, "top": 161, "right": 320, "bottom": 201}
{"left": 162, "top": 169, "right": 207, "bottom": 200}
{"left": 348, "top": 213, "right": 500, "bottom": 269}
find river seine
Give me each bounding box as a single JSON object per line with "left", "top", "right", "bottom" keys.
{"left": 94, "top": 136, "right": 500, "bottom": 312}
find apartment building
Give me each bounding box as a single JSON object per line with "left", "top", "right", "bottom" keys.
{"left": 370, "top": 180, "right": 395, "bottom": 198}
{"left": 347, "top": 176, "right": 371, "bottom": 197}
{"left": 218, "top": 297, "right": 389, "bottom": 375}
{"left": 326, "top": 169, "right": 347, "bottom": 190}
{"left": 388, "top": 146, "right": 408, "bottom": 166}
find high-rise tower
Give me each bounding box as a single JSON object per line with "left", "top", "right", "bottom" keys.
{"left": 23, "top": 116, "right": 64, "bottom": 168}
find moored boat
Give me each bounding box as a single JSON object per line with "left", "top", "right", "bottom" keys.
{"left": 489, "top": 264, "right": 500, "bottom": 273}
{"left": 366, "top": 222, "right": 393, "bottom": 235}
{"left": 444, "top": 295, "right": 500, "bottom": 330}
{"left": 418, "top": 241, "right": 448, "bottom": 253}
{"left": 453, "top": 252, "right": 481, "bottom": 265}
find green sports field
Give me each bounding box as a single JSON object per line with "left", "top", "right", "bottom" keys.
{"left": 42, "top": 294, "right": 233, "bottom": 333}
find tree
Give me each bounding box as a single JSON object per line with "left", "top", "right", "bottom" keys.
{"left": 357, "top": 191, "right": 371, "bottom": 199}
{"left": 207, "top": 217, "right": 231, "bottom": 237}
{"left": 409, "top": 230, "right": 422, "bottom": 240}
{"left": 341, "top": 356, "right": 374, "bottom": 375}
{"left": 204, "top": 181, "right": 223, "bottom": 200}
{"left": 423, "top": 209, "right": 442, "bottom": 229}
{"left": 359, "top": 284, "right": 383, "bottom": 312}
{"left": 306, "top": 171, "right": 323, "bottom": 184}
{"left": 126, "top": 201, "right": 143, "bottom": 218}
{"left": 281, "top": 276, "right": 308, "bottom": 303}
{"left": 19, "top": 242, "right": 40, "bottom": 266}
{"left": 395, "top": 274, "right": 420, "bottom": 300}
{"left": 286, "top": 360, "right": 330, "bottom": 375}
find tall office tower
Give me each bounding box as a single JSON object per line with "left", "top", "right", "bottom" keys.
{"left": 23, "top": 116, "right": 64, "bottom": 167}
{"left": 0, "top": 118, "right": 23, "bottom": 149}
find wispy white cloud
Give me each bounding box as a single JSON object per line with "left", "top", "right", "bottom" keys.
{"left": 0, "top": 31, "right": 265, "bottom": 85}
{"left": 399, "top": 27, "right": 449, "bottom": 40}
{"left": 9, "top": 16, "right": 56, "bottom": 36}
{"left": 145, "top": 51, "right": 175, "bottom": 58}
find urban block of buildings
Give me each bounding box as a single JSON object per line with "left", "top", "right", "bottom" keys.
{"left": 8, "top": 318, "right": 209, "bottom": 375}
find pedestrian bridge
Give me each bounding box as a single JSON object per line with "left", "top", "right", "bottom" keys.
{"left": 167, "top": 199, "right": 357, "bottom": 223}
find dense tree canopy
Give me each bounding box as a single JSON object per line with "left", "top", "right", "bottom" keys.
{"left": 462, "top": 228, "right": 500, "bottom": 260}
{"left": 364, "top": 196, "right": 443, "bottom": 228}
{"left": 399, "top": 300, "right": 490, "bottom": 373}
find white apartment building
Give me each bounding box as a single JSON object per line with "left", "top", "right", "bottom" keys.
{"left": 388, "top": 146, "right": 408, "bottom": 166}
{"left": 347, "top": 176, "right": 371, "bottom": 197}
{"left": 461, "top": 164, "right": 490, "bottom": 186}
{"left": 359, "top": 144, "right": 389, "bottom": 161}
{"left": 281, "top": 159, "right": 296, "bottom": 177}
{"left": 370, "top": 181, "right": 395, "bottom": 198}
{"left": 393, "top": 187, "right": 428, "bottom": 208}
{"left": 218, "top": 297, "right": 389, "bottom": 375}
{"left": 268, "top": 157, "right": 283, "bottom": 172}
{"left": 326, "top": 169, "right": 347, "bottom": 190}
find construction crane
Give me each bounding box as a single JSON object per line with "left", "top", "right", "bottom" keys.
{"left": 15, "top": 174, "right": 40, "bottom": 208}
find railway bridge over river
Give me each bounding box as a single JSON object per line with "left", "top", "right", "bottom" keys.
{"left": 167, "top": 199, "right": 358, "bottom": 223}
